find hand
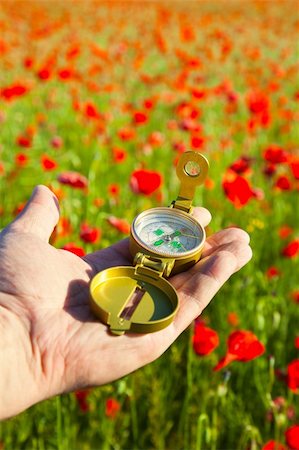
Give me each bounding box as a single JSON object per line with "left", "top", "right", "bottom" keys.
{"left": 0, "top": 185, "right": 252, "bottom": 420}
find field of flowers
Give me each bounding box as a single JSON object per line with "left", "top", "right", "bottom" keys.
{"left": 0, "top": 0, "right": 298, "bottom": 449}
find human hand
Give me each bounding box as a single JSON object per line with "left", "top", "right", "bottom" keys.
{"left": 0, "top": 185, "right": 252, "bottom": 420}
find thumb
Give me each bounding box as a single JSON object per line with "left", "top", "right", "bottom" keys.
{"left": 10, "top": 185, "right": 60, "bottom": 242}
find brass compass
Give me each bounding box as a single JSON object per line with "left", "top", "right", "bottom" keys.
{"left": 90, "top": 151, "right": 209, "bottom": 335}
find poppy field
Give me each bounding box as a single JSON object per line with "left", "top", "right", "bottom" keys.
{"left": 0, "top": 0, "right": 299, "bottom": 449}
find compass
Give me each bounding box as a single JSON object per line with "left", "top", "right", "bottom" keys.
{"left": 90, "top": 151, "right": 209, "bottom": 335}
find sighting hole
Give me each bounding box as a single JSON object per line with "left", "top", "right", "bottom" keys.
{"left": 184, "top": 161, "right": 201, "bottom": 177}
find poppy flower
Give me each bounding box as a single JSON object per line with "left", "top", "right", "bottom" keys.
{"left": 37, "top": 67, "right": 51, "bottom": 81}
{"left": 118, "top": 127, "right": 136, "bottom": 141}
{"left": 51, "top": 136, "right": 63, "bottom": 149}
{"left": 58, "top": 171, "right": 88, "bottom": 189}
{"left": 275, "top": 175, "right": 292, "bottom": 190}
{"left": 16, "top": 135, "right": 32, "bottom": 148}
{"left": 278, "top": 225, "right": 293, "bottom": 239}
{"left": 41, "top": 154, "right": 58, "bottom": 171}
{"left": 282, "top": 239, "right": 299, "bottom": 258}
{"left": 130, "top": 169, "right": 162, "bottom": 196}
{"left": 263, "top": 145, "right": 288, "bottom": 164}
{"left": 80, "top": 224, "right": 101, "bottom": 244}
{"left": 1, "top": 83, "right": 29, "bottom": 101}
{"left": 108, "top": 184, "right": 120, "bottom": 197}
{"left": 247, "top": 90, "right": 269, "bottom": 115}
{"left": 285, "top": 425, "right": 299, "bottom": 450}
{"left": 62, "top": 243, "right": 85, "bottom": 257}
{"left": 15, "top": 153, "right": 29, "bottom": 166}
{"left": 105, "top": 398, "right": 120, "bottom": 419}
{"left": 229, "top": 157, "right": 251, "bottom": 175}
{"left": 291, "top": 291, "right": 299, "bottom": 303}
{"left": 261, "top": 440, "right": 286, "bottom": 450}
{"left": 133, "top": 111, "right": 148, "bottom": 125}
{"left": 289, "top": 158, "right": 299, "bottom": 179}
{"left": 213, "top": 330, "right": 265, "bottom": 371}
{"left": 112, "top": 147, "right": 127, "bottom": 163}
{"left": 227, "top": 312, "right": 239, "bottom": 327}
{"left": 148, "top": 131, "right": 164, "bottom": 147}
{"left": 192, "top": 322, "right": 219, "bottom": 356}
{"left": 74, "top": 390, "right": 90, "bottom": 413}
{"left": 222, "top": 173, "right": 255, "bottom": 208}
{"left": 295, "top": 337, "right": 299, "bottom": 349}
{"left": 84, "top": 102, "right": 102, "bottom": 120}
{"left": 286, "top": 359, "right": 299, "bottom": 393}
{"left": 107, "top": 216, "right": 130, "bottom": 234}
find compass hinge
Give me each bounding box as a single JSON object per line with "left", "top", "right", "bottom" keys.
{"left": 134, "top": 253, "right": 175, "bottom": 278}
{"left": 171, "top": 198, "right": 193, "bottom": 214}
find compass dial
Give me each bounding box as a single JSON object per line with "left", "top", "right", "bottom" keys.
{"left": 132, "top": 208, "right": 204, "bottom": 257}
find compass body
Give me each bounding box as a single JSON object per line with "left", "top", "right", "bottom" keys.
{"left": 90, "top": 151, "right": 209, "bottom": 335}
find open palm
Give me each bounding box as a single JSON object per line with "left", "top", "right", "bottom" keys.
{"left": 0, "top": 186, "right": 252, "bottom": 420}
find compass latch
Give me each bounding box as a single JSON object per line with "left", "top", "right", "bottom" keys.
{"left": 134, "top": 252, "right": 175, "bottom": 278}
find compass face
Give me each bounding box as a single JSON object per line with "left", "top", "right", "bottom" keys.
{"left": 132, "top": 208, "right": 204, "bottom": 257}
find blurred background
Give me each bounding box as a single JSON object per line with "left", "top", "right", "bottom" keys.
{"left": 0, "top": 1, "right": 298, "bottom": 449}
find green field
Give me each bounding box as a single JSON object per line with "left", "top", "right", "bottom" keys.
{"left": 0, "top": 1, "right": 298, "bottom": 449}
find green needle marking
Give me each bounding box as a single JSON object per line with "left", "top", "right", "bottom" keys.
{"left": 154, "top": 229, "right": 164, "bottom": 236}
{"left": 154, "top": 239, "right": 164, "bottom": 246}
{"left": 171, "top": 241, "right": 182, "bottom": 249}
{"left": 173, "top": 230, "right": 181, "bottom": 237}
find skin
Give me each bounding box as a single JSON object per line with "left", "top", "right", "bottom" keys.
{"left": 0, "top": 185, "right": 252, "bottom": 420}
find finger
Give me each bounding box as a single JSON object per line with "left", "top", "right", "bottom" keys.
{"left": 202, "top": 227, "right": 250, "bottom": 257}
{"left": 192, "top": 207, "right": 211, "bottom": 228}
{"left": 172, "top": 241, "right": 252, "bottom": 333}
{"left": 9, "top": 185, "right": 60, "bottom": 242}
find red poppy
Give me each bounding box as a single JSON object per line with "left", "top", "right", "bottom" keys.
{"left": 222, "top": 173, "right": 255, "bottom": 208}
{"left": 278, "top": 225, "right": 293, "bottom": 239}
{"left": 291, "top": 291, "right": 299, "bottom": 303}
{"left": 0, "top": 161, "right": 4, "bottom": 175}
{"left": 118, "top": 127, "right": 136, "bottom": 141}
{"left": 263, "top": 145, "right": 288, "bottom": 164}
{"left": 108, "top": 216, "right": 130, "bottom": 234}
{"left": 287, "top": 359, "right": 299, "bottom": 393}
{"left": 192, "top": 322, "right": 219, "bottom": 356}
{"left": 227, "top": 312, "right": 239, "bottom": 327}
{"left": 275, "top": 175, "right": 292, "bottom": 190}
{"left": 130, "top": 169, "right": 162, "bottom": 195}
{"left": 266, "top": 266, "right": 281, "bottom": 279}
{"left": 16, "top": 135, "right": 31, "bottom": 148}
{"left": 133, "top": 111, "right": 148, "bottom": 125}
{"left": 51, "top": 136, "right": 63, "bottom": 149}
{"left": 58, "top": 171, "right": 88, "bottom": 189}
{"left": 148, "top": 131, "right": 164, "bottom": 147}
{"left": 108, "top": 184, "right": 120, "bottom": 197}
{"left": 295, "top": 337, "right": 299, "bottom": 349}
{"left": 112, "top": 147, "right": 127, "bottom": 163}
{"left": 289, "top": 158, "right": 299, "bottom": 179}
{"left": 213, "top": 330, "right": 265, "bottom": 371}
{"left": 262, "top": 440, "right": 286, "bottom": 450}
{"left": 41, "top": 154, "right": 58, "bottom": 171}
{"left": 229, "top": 157, "right": 251, "bottom": 175}
{"left": 1, "top": 83, "right": 29, "bottom": 101}
{"left": 37, "top": 67, "right": 51, "bottom": 81}
{"left": 285, "top": 425, "right": 299, "bottom": 450}
{"left": 80, "top": 224, "right": 101, "bottom": 244}
{"left": 190, "top": 134, "right": 205, "bottom": 150}
{"left": 74, "top": 390, "right": 90, "bottom": 413}
{"left": 105, "top": 398, "right": 120, "bottom": 419}
{"left": 84, "top": 102, "right": 102, "bottom": 120}
{"left": 247, "top": 90, "right": 269, "bottom": 115}
{"left": 282, "top": 239, "right": 299, "bottom": 258}
{"left": 15, "top": 153, "right": 29, "bottom": 166}
{"left": 62, "top": 243, "right": 85, "bottom": 257}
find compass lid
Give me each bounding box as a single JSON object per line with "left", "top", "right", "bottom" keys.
{"left": 90, "top": 266, "right": 178, "bottom": 335}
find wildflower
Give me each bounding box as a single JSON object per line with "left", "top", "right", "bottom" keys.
{"left": 105, "top": 398, "right": 120, "bottom": 419}
{"left": 213, "top": 330, "right": 265, "bottom": 371}
{"left": 282, "top": 239, "right": 299, "bottom": 258}
{"left": 263, "top": 145, "right": 288, "bottom": 164}
{"left": 192, "top": 322, "right": 219, "bottom": 356}
{"left": 266, "top": 266, "right": 281, "bottom": 279}
{"left": 229, "top": 157, "right": 252, "bottom": 175}
{"left": 222, "top": 173, "right": 255, "bottom": 208}
{"left": 62, "top": 243, "right": 85, "bottom": 257}
{"left": 58, "top": 171, "right": 88, "bottom": 189}
{"left": 118, "top": 127, "right": 136, "bottom": 141}
{"left": 227, "top": 312, "right": 239, "bottom": 327}
{"left": 262, "top": 440, "right": 286, "bottom": 450}
{"left": 107, "top": 216, "right": 130, "bottom": 234}
{"left": 51, "top": 136, "right": 63, "bottom": 149}
{"left": 37, "top": 67, "right": 51, "bottom": 81}
{"left": 275, "top": 175, "right": 292, "bottom": 190}
{"left": 80, "top": 224, "right": 101, "bottom": 244}
{"left": 84, "top": 102, "right": 102, "bottom": 120}
{"left": 74, "top": 390, "right": 90, "bottom": 413}
{"left": 289, "top": 158, "right": 299, "bottom": 179}
{"left": 112, "top": 147, "right": 127, "bottom": 163}
{"left": 108, "top": 184, "right": 120, "bottom": 197}
{"left": 278, "top": 225, "right": 293, "bottom": 239}
{"left": 15, "top": 153, "right": 29, "bottom": 166}
{"left": 285, "top": 425, "right": 299, "bottom": 450}
{"left": 1, "top": 83, "right": 29, "bottom": 101}
{"left": 41, "top": 154, "right": 58, "bottom": 171}
{"left": 133, "top": 111, "right": 148, "bottom": 125}
{"left": 286, "top": 359, "right": 299, "bottom": 393}
{"left": 148, "top": 131, "right": 164, "bottom": 147}
{"left": 130, "top": 169, "right": 162, "bottom": 195}
{"left": 295, "top": 337, "right": 299, "bottom": 349}
{"left": 16, "top": 135, "right": 31, "bottom": 148}
{"left": 291, "top": 291, "right": 299, "bottom": 303}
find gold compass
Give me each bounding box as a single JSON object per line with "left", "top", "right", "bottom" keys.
{"left": 90, "top": 151, "right": 209, "bottom": 335}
